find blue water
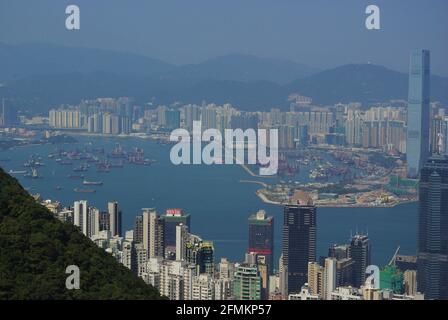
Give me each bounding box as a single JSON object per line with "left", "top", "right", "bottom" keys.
{"left": 0, "top": 136, "right": 418, "bottom": 267}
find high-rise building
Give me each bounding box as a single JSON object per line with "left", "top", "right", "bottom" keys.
{"left": 307, "top": 261, "right": 324, "bottom": 297}
{"left": 184, "top": 104, "right": 201, "bottom": 131}
{"left": 108, "top": 201, "right": 121, "bottom": 237}
{"left": 328, "top": 244, "right": 350, "bottom": 260}
{"left": 349, "top": 234, "right": 371, "bottom": 288}
{"left": 336, "top": 258, "right": 355, "bottom": 288}
{"left": 88, "top": 207, "right": 100, "bottom": 238}
{"left": 201, "top": 106, "right": 217, "bottom": 130}
{"left": 417, "top": 155, "right": 448, "bottom": 299}
{"left": 248, "top": 210, "right": 274, "bottom": 274}
{"left": 404, "top": 270, "right": 417, "bottom": 296}
{"left": 175, "top": 224, "right": 188, "bottom": 261}
{"left": 431, "top": 116, "right": 448, "bottom": 155}
{"left": 161, "top": 208, "right": 191, "bottom": 254}
{"left": 407, "top": 49, "right": 430, "bottom": 178}
{"left": 324, "top": 258, "right": 337, "bottom": 300}
{"left": 142, "top": 208, "right": 165, "bottom": 258}
{"left": 1, "top": 99, "right": 17, "bottom": 126}
{"left": 282, "top": 191, "right": 317, "bottom": 294}
{"left": 134, "top": 215, "right": 143, "bottom": 244}
{"left": 73, "top": 200, "right": 88, "bottom": 236}
{"left": 191, "top": 274, "right": 215, "bottom": 300}
{"left": 165, "top": 109, "right": 181, "bottom": 129}
{"left": 233, "top": 264, "right": 261, "bottom": 300}
{"left": 122, "top": 237, "right": 137, "bottom": 274}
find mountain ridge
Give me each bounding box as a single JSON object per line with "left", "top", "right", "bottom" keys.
{"left": 0, "top": 43, "right": 447, "bottom": 112}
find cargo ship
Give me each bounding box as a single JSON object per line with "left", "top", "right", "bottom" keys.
{"left": 83, "top": 180, "right": 103, "bottom": 186}
{"left": 73, "top": 188, "right": 96, "bottom": 193}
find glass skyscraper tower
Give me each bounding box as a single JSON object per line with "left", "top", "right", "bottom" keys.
{"left": 406, "top": 49, "right": 430, "bottom": 178}
{"left": 282, "top": 192, "right": 316, "bottom": 294}
{"left": 417, "top": 156, "right": 448, "bottom": 300}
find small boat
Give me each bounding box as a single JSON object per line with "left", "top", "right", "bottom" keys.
{"left": 83, "top": 180, "right": 103, "bottom": 186}
{"left": 73, "top": 166, "right": 88, "bottom": 172}
{"left": 73, "top": 188, "right": 96, "bottom": 193}
{"left": 9, "top": 170, "right": 27, "bottom": 175}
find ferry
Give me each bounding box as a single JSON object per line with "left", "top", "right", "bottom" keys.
{"left": 9, "top": 170, "right": 27, "bottom": 175}
{"left": 83, "top": 180, "right": 103, "bottom": 186}
{"left": 73, "top": 188, "right": 96, "bottom": 193}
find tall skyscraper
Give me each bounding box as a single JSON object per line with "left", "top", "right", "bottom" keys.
{"left": 175, "top": 223, "right": 188, "bottom": 261}
{"left": 201, "top": 106, "right": 217, "bottom": 130}
{"left": 161, "top": 208, "right": 191, "bottom": 254}
{"left": 108, "top": 201, "right": 121, "bottom": 237}
{"left": 1, "top": 98, "right": 18, "bottom": 126}
{"left": 307, "top": 262, "right": 324, "bottom": 297}
{"left": 73, "top": 200, "right": 88, "bottom": 236}
{"left": 88, "top": 207, "right": 100, "bottom": 238}
{"left": 282, "top": 191, "right": 317, "bottom": 294}
{"left": 417, "top": 155, "right": 448, "bottom": 299}
{"left": 407, "top": 49, "right": 430, "bottom": 178}
{"left": 349, "top": 234, "right": 371, "bottom": 288}
{"left": 134, "top": 215, "right": 143, "bottom": 244}
{"left": 248, "top": 210, "right": 274, "bottom": 274}
{"left": 324, "top": 258, "right": 337, "bottom": 300}
{"left": 184, "top": 104, "right": 201, "bottom": 131}
{"left": 142, "top": 208, "right": 165, "bottom": 258}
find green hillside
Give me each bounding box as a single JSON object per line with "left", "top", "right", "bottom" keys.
{"left": 0, "top": 167, "right": 162, "bottom": 300}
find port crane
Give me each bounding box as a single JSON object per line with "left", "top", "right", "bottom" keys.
{"left": 388, "top": 246, "right": 401, "bottom": 266}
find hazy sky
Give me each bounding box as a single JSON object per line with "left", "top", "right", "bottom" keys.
{"left": 1, "top": 0, "right": 447, "bottom": 75}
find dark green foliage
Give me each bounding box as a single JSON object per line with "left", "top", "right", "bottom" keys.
{"left": 0, "top": 167, "right": 162, "bottom": 300}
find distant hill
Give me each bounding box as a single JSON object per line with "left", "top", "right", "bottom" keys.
{"left": 0, "top": 42, "right": 174, "bottom": 81}
{"left": 0, "top": 43, "right": 447, "bottom": 112}
{"left": 0, "top": 43, "right": 316, "bottom": 84}
{"left": 0, "top": 167, "right": 162, "bottom": 299}
{"left": 286, "top": 64, "right": 448, "bottom": 106}
{"left": 163, "top": 54, "right": 318, "bottom": 84}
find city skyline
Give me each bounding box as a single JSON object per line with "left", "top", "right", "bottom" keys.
{"left": 0, "top": 1, "right": 447, "bottom": 303}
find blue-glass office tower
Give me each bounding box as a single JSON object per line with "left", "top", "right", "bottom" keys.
{"left": 417, "top": 156, "right": 448, "bottom": 300}
{"left": 407, "top": 49, "right": 430, "bottom": 178}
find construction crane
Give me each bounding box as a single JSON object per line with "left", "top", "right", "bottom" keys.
{"left": 388, "top": 246, "right": 401, "bottom": 266}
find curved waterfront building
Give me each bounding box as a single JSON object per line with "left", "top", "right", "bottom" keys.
{"left": 406, "top": 49, "right": 430, "bottom": 178}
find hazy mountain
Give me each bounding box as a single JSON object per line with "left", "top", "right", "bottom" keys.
{"left": 0, "top": 43, "right": 317, "bottom": 84}
{"left": 0, "top": 42, "right": 174, "bottom": 81}
{"left": 286, "top": 64, "right": 448, "bottom": 106}
{"left": 1, "top": 43, "right": 447, "bottom": 112}
{"left": 163, "top": 54, "right": 318, "bottom": 84}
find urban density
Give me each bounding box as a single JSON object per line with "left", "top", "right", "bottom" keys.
{"left": 0, "top": 2, "right": 447, "bottom": 303}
